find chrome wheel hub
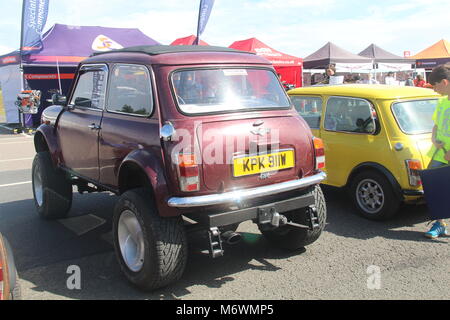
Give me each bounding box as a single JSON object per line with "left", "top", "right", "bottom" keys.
{"left": 118, "top": 210, "right": 145, "bottom": 272}
{"left": 33, "top": 164, "right": 43, "bottom": 207}
{"left": 356, "top": 179, "right": 384, "bottom": 214}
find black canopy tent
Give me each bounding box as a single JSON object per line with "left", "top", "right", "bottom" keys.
{"left": 303, "top": 42, "right": 373, "bottom": 71}
{"left": 359, "top": 44, "right": 414, "bottom": 71}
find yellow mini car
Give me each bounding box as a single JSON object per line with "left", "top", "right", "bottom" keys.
{"left": 288, "top": 85, "right": 440, "bottom": 220}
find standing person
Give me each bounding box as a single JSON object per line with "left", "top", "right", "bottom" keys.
{"left": 353, "top": 74, "right": 362, "bottom": 83}
{"left": 364, "top": 73, "right": 379, "bottom": 84}
{"left": 424, "top": 64, "right": 450, "bottom": 239}
{"left": 384, "top": 72, "right": 397, "bottom": 85}
{"left": 320, "top": 65, "right": 337, "bottom": 84}
{"left": 405, "top": 76, "right": 414, "bottom": 86}
{"left": 414, "top": 74, "right": 427, "bottom": 87}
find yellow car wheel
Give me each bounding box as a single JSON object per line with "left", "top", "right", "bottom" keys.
{"left": 350, "top": 171, "right": 401, "bottom": 221}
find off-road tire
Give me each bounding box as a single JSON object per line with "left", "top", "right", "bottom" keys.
{"left": 349, "top": 170, "right": 400, "bottom": 221}
{"left": 259, "top": 185, "right": 327, "bottom": 250}
{"left": 113, "top": 188, "right": 188, "bottom": 291}
{"left": 32, "top": 151, "right": 72, "bottom": 219}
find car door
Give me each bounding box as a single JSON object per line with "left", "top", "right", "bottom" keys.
{"left": 57, "top": 64, "right": 108, "bottom": 181}
{"left": 98, "top": 64, "right": 159, "bottom": 190}
{"left": 320, "top": 96, "right": 380, "bottom": 187}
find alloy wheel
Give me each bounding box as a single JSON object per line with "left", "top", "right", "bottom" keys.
{"left": 356, "top": 178, "right": 385, "bottom": 214}
{"left": 118, "top": 210, "right": 145, "bottom": 272}
{"left": 33, "top": 163, "right": 43, "bottom": 207}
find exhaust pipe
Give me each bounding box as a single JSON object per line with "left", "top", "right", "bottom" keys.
{"left": 221, "top": 231, "right": 242, "bottom": 245}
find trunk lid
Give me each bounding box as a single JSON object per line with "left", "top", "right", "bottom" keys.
{"left": 196, "top": 114, "right": 314, "bottom": 192}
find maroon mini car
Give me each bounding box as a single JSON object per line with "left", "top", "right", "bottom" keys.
{"left": 33, "top": 45, "right": 327, "bottom": 290}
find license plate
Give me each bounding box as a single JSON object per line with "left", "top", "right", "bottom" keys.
{"left": 233, "top": 150, "right": 295, "bottom": 177}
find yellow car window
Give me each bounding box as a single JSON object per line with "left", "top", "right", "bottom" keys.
{"left": 325, "top": 97, "right": 375, "bottom": 134}
{"left": 291, "top": 96, "right": 322, "bottom": 129}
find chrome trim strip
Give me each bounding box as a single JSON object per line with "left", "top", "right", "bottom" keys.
{"left": 403, "top": 189, "right": 424, "bottom": 196}
{"left": 168, "top": 171, "right": 327, "bottom": 208}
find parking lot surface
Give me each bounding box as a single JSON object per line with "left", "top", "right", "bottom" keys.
{"left": 0, "top": 130, "right": 449, "bottom": 300}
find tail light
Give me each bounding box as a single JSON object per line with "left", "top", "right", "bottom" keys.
{"left": 313, "top": 137, "right": 325, "bottom": 170}
{"left": 177, "top": 153, "right": 200, "bottom": 192}
{"left": 405, "top": 159, "right": 422, "bottom": 187}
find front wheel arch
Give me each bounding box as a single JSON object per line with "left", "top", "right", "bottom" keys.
{"left": 34, "top": 131, "right": 49, "bottom": 153}
{"left": 34, "top": 125, "right": 61, "bottom": 166}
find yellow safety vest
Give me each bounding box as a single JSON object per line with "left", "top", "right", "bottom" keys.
{"left": 428, "top": 96, "right": 450, "bottom": 164}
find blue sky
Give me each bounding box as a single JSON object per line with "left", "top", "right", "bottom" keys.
{"left": 0, "top": 0, "right": 449, "bottom": 58}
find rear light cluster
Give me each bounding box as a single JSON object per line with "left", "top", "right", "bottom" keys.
{"left": 177, "top": 154, "right": 200, "bottom": 192}
{"left": 405, "top": 159, "right": 422, "bottom": 187}
{"left": 313, "top": 137, "right": 325, "bottom": 170}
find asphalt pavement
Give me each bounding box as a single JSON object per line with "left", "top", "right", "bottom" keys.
{"left": 0, "top": 129, "right": 449, "bottom": 300}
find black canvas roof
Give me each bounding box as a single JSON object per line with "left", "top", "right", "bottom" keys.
{"left": 92, "top": 45, "right": 253, "bottom": 57}
{"left": 359, "top": 44, "right": 412, "bottom": 63}
{"left": 304, "top": 42, "right": 372, "bottom": 69}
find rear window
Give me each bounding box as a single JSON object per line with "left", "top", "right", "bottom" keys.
{"left": 392, "top": 99, "right": 438, "bottom": 134}
{"left": 171, "top": 68, "right": 291, "bottom": 114}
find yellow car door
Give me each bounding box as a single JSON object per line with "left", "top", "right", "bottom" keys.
{"left": 320, "top": 96, "right": 388, "bottom": 187}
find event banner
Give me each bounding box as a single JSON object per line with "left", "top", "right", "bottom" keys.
{"left": 195, "top": 0, "right": 215, "bottom": 43}
{"left": 21, "top": 0, "right": 50, "bottom": 55}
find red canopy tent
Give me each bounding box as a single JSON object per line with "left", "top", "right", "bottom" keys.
{"left": 229, "top": 38, "right": 303, "bottom": 87}
{"left": 171, "top": 35, "right": 209, "bottom": 46}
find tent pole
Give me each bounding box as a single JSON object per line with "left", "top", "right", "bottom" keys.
{"left": 18, "top": 0, "right": 26, "bottom": 129}
{"left": 56, "top": 58, "right": 62, "bottom": 95}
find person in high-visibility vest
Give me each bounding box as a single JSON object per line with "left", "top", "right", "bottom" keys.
{"left": 424, "top": 63, "right": 450, "bottom": 239}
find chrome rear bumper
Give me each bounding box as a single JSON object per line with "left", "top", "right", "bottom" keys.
{"left": 168, "top": 171, "right": 326, "bottom": 208}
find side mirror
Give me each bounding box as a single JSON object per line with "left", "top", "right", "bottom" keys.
{"left": 51, "top": 93, "right": 67, "bottom": 106}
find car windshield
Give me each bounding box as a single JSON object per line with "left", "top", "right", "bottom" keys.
{"left": 172, "top": 68, "right": 291, "bottom": 114}
{"left": 392, "top": 99, "right": 438, "bottom": 134}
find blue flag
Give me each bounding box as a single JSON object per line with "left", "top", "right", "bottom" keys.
{"left": 195, "top": 0, "right": 215, "bottom": 44}
{"left": 21, "top": 0, "right": 50, "bottom": 55}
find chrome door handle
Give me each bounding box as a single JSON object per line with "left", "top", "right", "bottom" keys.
{"left": 88, "top": 124, "right": 101, "bottom": 130}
